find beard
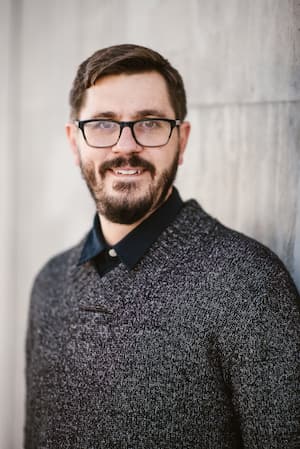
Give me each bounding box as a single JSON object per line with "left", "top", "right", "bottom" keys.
{"left": 79, "top": 151, "right": 180, "bottom": 225}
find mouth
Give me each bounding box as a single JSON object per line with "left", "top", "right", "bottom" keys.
{"left": 99, "top": 155, "right": 156, "bottom": 180}
{"left": 111, "top": 167, "right": 145, "bottom": 177}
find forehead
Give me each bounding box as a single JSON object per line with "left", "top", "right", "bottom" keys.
{"left": 79, "top": 71, "right": 175, "bottom": 119}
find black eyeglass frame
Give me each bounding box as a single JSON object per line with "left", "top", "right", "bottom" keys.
{"left": 74, "top": 118, "right": 182, "bottom": 148}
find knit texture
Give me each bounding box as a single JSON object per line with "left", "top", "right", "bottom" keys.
{"left": 25, "top": 200, "right": 300, "bottom": 449}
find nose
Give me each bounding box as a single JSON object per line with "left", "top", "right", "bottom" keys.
{"left": 112, "top": 125, "right": 142, "bottom": 154}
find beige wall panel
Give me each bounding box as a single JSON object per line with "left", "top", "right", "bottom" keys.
{"left": 77, "top": 0, "right": 299, "bottom": 104}
{"left": 176, "top": 102, "right": 300, "bottom": 283}
{"left": 0, "top": 0, "right": 16, "bottom": 447}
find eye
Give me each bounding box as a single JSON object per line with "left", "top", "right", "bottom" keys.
{"left": 96, "top": 120, "right": 116, "bottom": 129}
{"left": 87, "top": 120, "right": 117, "bottom": 131}
{"left": 139, "top": 120, "right": 161, "bottom": 130}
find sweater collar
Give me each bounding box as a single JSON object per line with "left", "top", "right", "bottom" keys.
{"left": 78, "top": 187, "right": 183, "bottom": 269}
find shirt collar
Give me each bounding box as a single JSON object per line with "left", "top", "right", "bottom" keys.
{"left": 78, "top": 187, "right": 183, "bottom": 269}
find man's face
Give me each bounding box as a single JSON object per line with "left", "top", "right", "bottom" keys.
{"left": 66, "top": 71, "right": 190, "bottom": 224}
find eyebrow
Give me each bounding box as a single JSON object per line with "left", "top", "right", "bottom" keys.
{"left": 89, "top": 111, "right": 116, "bottom": 119}
{"left": 87, "top": 109, "right": 171, "bottom": 120}
{"left": 135, "top": 109, "right": 170, "bottom": 118}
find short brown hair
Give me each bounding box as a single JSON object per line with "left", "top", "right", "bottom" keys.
{"left": 69, "top": 44, "right": 187, "bottom": 120}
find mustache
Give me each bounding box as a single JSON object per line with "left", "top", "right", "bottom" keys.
{"left": 99, "top": 155, "right": 156, "bottom": 177}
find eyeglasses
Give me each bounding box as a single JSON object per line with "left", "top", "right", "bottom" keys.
{"left": 74, "top": 118, "right": 181, "bottom": 148}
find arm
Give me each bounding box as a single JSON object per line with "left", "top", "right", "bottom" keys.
{"left": 221, "top": 271, "right": 300, "bottom": 448}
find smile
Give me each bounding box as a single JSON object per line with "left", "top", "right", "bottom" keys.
{"left": 112, "top": 168, "right": 144, "bottom": 176}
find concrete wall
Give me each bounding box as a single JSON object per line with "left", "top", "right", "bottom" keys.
{"left": 1, "top": 0, "right": 299, "bottom": 447}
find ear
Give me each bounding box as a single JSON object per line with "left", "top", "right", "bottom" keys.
{"left": 178, "top": 121, "right": 191, "bottom": 165}
{"left": 65, "top": 122, "right": 81, "bottom": 166}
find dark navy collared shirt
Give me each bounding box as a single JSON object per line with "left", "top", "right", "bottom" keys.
{"left": 78, "top": 187, "right": 183, "bottom": 276}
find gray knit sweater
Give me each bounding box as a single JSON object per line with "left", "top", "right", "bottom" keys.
{"left": 25, "top": 200, "right": 300, "bottom": 449}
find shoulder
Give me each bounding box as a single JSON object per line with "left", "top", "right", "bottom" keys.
{"left": 179, "top": 199, "right": 289, "bottom": 269}
{"left": 31, "top": 239, "right": 84, "bottom": 298}
{"left": 176, "top": 199, "right": 299, "bottom": 307}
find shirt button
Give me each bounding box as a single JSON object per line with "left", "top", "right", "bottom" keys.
{"left": 108, "top": 248, "right": 117, "bottom": 258}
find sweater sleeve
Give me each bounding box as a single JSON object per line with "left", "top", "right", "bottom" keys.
{"left": 220, "top": 267, "right": 300, "bottom": 449}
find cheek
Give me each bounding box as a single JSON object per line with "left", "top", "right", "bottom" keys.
{"left": 160, "top": 147, "right": 181, "bottom": 171}
{"left": 80, "top": 150, "right": 106, "bottom": 171}
{"left": 147, "top": 149, "right": 175, "bottom": 168}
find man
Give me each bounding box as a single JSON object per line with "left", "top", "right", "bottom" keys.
{"left": 25, "top": 44, "right": 300, "bottom": 449}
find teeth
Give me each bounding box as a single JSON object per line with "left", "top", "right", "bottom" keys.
{"left": 116, "top": 169, "right": 140, "bottom": 175}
